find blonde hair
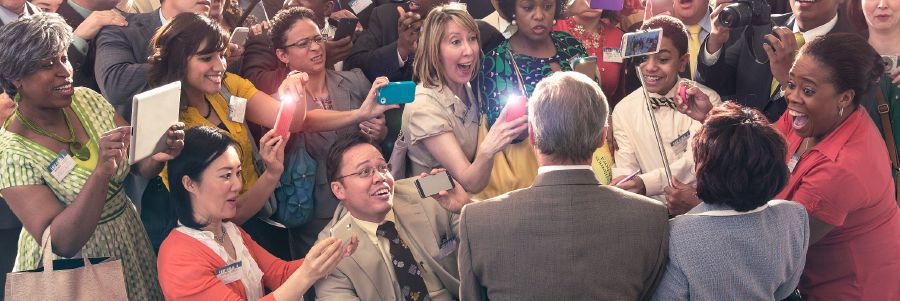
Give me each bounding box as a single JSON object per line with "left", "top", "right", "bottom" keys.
{"left": 412, "top": 5, "right": 481, "bottom": 89}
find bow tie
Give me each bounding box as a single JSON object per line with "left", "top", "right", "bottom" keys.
{"left": 649, "top": 97, "right": 677, "bottom": 110}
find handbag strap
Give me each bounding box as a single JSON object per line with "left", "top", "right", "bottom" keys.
{"left": 506, "top": 47, "right": 528, "bottom": 98}
{"left": 876, "top": 91, "right": 899, "bottom": 170}
{"left": 39, "top": 227, "right": 92, "bottom": 272}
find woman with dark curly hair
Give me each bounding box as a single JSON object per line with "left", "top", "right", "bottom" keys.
{"left": 652, "top": 103, "right": 809, "bottom": 300}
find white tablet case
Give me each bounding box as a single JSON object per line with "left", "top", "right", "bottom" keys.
{"left": 129, "top": 81, "right": 181, "bottom": 165}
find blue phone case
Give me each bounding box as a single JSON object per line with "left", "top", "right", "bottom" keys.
{"left": 377, "top": 81, "right": 416, "bottom": 105}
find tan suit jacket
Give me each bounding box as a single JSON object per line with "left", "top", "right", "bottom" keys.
{"left": 314, "top": 178, "right": 460, "bottom": 301}
{"left": 458, "top": 169, "right": 669, "bottom": 301}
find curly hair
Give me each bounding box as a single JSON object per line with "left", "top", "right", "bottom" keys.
{"left": 0, "top": 13, "right": 72, "bottom": 95}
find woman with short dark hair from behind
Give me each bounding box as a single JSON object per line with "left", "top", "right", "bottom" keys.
{"left": 157, "top": 126, "right": 355, "bottom": 300}
{"left": 652, "top": 102, "right": 809, "bottom": 299}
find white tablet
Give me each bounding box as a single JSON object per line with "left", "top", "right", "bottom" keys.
{"left": 129, "top": 81, "right": 181, "bottom": 165}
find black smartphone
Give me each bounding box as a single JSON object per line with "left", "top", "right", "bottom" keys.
{"left": 332, "top": 18, "right": 359, "bottom": 41}
{"left": 415, "top": 170, "right": 454, "bottom": 198}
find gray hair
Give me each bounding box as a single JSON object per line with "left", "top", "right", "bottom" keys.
{"left": 529, "top": 71, "right": 609, "bottom": 162}
{"left": 0, "top": 13, "right": 73, "bottom": 95}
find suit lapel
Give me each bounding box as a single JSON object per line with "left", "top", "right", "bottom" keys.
{"left": 346, "top": 218, "right": 396, "bottom": 300}
{"left": 393, "top": 194, "right": 441, "bottom": 257}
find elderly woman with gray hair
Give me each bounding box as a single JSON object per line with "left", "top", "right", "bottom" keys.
{"left": 0, "top": 14, "right": 184, "bottom": 300}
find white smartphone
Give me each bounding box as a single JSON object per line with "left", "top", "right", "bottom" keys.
{"left": 229, "top": 27, "right": 250, "bottom": 47}
{"left": 415, "top": 170, "right": 454, "bottom": 198}
{"left": 329, "top": 214, "right": 354, "bottom": 245}
{"left": 621, "top": 28, "right": 663, "bottom": 58}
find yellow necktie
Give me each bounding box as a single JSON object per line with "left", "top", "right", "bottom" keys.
{"left": 771, "top": 32, "right": 806, "bottom": 95}
{"left": 687, "top": 24, "right": 702, "bottom": 77}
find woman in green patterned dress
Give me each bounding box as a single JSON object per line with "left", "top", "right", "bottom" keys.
{"left": 0, "top": 14, "right": 183, "bottom": 300}
{"left": 477, "top": 0, "right": 588, "bottom": 199}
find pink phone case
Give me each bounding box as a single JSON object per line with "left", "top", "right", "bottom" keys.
{"left": 678, "top": 85, "right": 688, "bottom": 105}
{"left": 506, "top": 96, "right": 527, "bottom": 122}
{"left": 273, "top": 98, "right": 296, "bottom": 138}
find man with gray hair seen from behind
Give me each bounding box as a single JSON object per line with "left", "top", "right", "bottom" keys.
{"left": 458, "top": 71, "right": 669, "bottom": 301}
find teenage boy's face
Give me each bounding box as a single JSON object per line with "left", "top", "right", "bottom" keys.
{"left": 638, "top": 36, "right": 688, "bottom": 94}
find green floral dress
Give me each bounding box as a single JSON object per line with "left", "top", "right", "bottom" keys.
{"left": 0, "top": 88, "right": 163, "bottom": 300}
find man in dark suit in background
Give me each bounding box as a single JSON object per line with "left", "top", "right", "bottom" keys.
{"left": 458, "top": 72, "right": 669, "bottom": 301}
{"left": 696, "top": 0, "right": 853, "bottom": 120}
{"left": 56, "top": 0, "right": 128, "bottom": 93}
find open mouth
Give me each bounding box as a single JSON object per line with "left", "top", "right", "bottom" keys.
{"left": 678, "top": 0, "right": 693, "bottom": 9}
{"left": 197, "top": 0, "right": 210, "bottom": 6}
{"left": 532, "top": 25, "right": 547, "bottom": 35}
{"left": 643, "top": 74, "right": 663, "bottom": 84}
{"left": 206, "top": 73, "right": 223, "bottom": 85}
{"left": 789, "top": 109, "right": 809, "bottom": 130}
{"left": 53, "top": 82, "right": 74, "bottom": 95}
{"left": 371, "top": 187, "right": 391, "bottom": 199}
{"left": 457, "top": 62, "right": 473, "bottom": 75}
{"left": 310, "top": 54, "right": 323, "bottom": 64}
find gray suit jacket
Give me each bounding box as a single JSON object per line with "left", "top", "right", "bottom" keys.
{"left": 458, "top": 169, "right": 669, "bottom": 301}
{"left": 308, "top": 69, "right": 370, "bottom": 219}
{"left": 94, "top": 9, "right": 161, "bottom": 120}
{"left": 314, "top": 178, "right": 461, "bottom": 301}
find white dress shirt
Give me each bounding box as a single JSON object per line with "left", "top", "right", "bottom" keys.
{"left": 537, "top": 165, "right": 593, "bottom": 175}
{"left": 611, "top": 79, "right": 722, "bottom": 201}
{"left": 703, "top": 14, "right": 838, "bottom": 65}
{"left": 483, "top": 10, "right": 517, "bottom": 39}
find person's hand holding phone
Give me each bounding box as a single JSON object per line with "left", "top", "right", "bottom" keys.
{"left": 258, "top": 129, "right": 287, "bottom": 177}
{"left": 478, "top": 103, "right": 529, "bottom": 158}
{"left": 663, "top": 177, "right": 701, "bottom": 216}
{"left": 355, "top": 77, "right": 401, "bottom": 122}
{"left": 325, "top": 36, "right": 353, "bottom": 67}
{"left": 419, "top": 168, "right": 471, "bottom": 214}
{"left": 675, "top": 82, "right": 714, "bottom": 122}
{"left": 763, "top": 26, "right": 799, "bottom": 86}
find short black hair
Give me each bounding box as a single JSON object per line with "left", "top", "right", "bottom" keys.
{"left": 497, "top": 0, "right": 566, "bottom": 22}
{"left": 168, "top": 126, "right": 238, "bottom": 229}
{"left": 693, "top": 102, "right": 789, "bottom": 212}
{"left": 640, "top": 15, "right": 688, "bottom": 57}
{"left": 326, "top": 132, "right": 376, "bottom": 182}
{"left": 270, "top": 7, "right": 318, "bottom": 49}
{"left": 800, "top": 33, "right": 884, "bottom": 106}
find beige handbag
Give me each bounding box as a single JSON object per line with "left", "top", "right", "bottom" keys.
{"left": 4, "top": 228, "right": 128, "bottom": 301}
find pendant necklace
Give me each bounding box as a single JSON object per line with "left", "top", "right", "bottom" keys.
{"left": 14, "top": 108, "right": 90, "bottom": 161}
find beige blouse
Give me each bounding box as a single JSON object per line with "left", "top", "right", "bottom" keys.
{"left": 401, "top": 83, "right": 480, "bottom": 176}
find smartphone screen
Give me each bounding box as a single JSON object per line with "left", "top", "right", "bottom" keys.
{"left": 621, "top": 28, "right": 663, "bottom": 58}
{"left": 273, "top": 97, "right": 296, "bottom": 138}
{"left": 229, "top": 27, "right": 250, "bottom": 47}
{"left": 415, "top": 170, "right": 454, "bottom": 198}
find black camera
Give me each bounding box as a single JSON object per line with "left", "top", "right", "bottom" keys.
{"left": 719, "top": 0, "right": 771, "bottom": 28}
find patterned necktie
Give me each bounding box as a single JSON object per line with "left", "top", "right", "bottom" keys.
{"left": 687, "top": 24, "right": 702, "bottom": 77}
{"left": 649, "top": 97, "right": 677, "bottom": 110}
{"left": 771, "top": 32, "right": 807, "bottom": 95}
{"left": 377, "top": 221, "right": 429, "bottom": 301}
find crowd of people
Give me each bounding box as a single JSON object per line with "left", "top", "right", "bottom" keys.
{"left": 0, "top": 0, "right": 898, "bottom": 299}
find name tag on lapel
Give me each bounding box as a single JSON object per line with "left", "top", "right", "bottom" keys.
{"left": 438, "top": 235, "right": 457, "bottom": 259}
{"left": 670, "top": 130, "right": 690, "bottom": 155}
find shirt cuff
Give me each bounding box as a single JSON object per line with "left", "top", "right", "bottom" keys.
{"left": 72, "top": 37, "right": 89, "bottom": 55}
{"left": 639, "top": 170, "right": 666, "bottom": 198}
{"left": 701, "top": 45, "right": 720, "bottom": 66}
{"left": 397, "top": 50, "right": 406, "bottom": 68}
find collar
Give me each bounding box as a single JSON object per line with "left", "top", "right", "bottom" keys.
{"left": 0, "top": 5, "right": 24, "bottom": 25}
{"left": 537, "top": 165, "right": 592, "bottom": 175}
{"left": 698, "top": 8, "right": 712, "bottom": 34}
{"left": 158, "top": 8, "right": 168, "bottom": 26}
{"left": 67, "top": 0, "right": 92, "bottom": 19}
{"left": 683, "top": 200, "right": 786, "bottom": 216}
{"left": 424, "top": 83, "right": 477, "bottom": 121}
{"left": 808, "top": 106, "right": 866, "bottom": 162}
{"left": 793, "top": 14, "right": 838, "bottom": 43}
{"left": 486, "top": 10, "right": 517, "bottom": 39}
{"left": 352, "top": 209, "right": 396, "bottom": 245}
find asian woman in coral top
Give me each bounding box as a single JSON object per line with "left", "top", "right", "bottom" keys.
{"left": 157, "top": 126, "right": 356, "bottom": 300}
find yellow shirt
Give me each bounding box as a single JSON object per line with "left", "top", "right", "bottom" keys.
{"left": 161, "top": 73, "right": 261, "bottom": 193}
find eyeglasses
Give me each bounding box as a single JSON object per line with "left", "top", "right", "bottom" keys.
{"left": 334, "top": 163, "right": 392, "bottom": 180}
{"left": 284, "top": 34, "right": 327, "bottom": 50}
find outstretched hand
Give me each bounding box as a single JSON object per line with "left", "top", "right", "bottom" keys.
{"left": 420, "top": 168, "right": 471, "bottom": 214}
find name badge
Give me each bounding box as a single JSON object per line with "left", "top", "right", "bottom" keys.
{"left": 229, "top": 96, "right": 247, "bottom": 123}
{"left": 215, "top": 261, "right": 243, "bottom": 285}
{"left": 603, "top": 48, "right": 623, "bottom": 63}
{"left": 48, "top": 151, "right": 76, "bottom": 182}
{"left": 348, "top": 0, "right": 372, "bottom": 14}
{"left": 670, "top": 130, "right": 690, "bottom": 155}
{"left": 437, "top": 235, "right": 457, "bottom": 259}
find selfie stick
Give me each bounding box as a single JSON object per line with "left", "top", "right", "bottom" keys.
{"left": 635, "top": 66, "right": 674, "bottom": 190}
